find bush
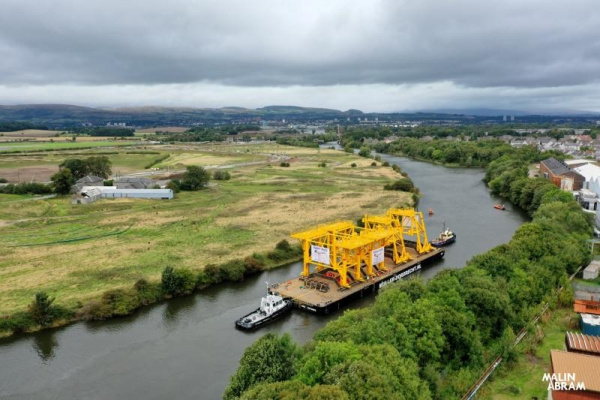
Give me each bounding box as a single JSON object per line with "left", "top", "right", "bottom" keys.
{"left": 275, "top": 240, "right": 292, "bottom": 252}
{"left": 371, "top": 162, "right": 377, "bottom": 166}
{"left": 244, "top": 255, "right": 265, "bottom": 274}
{"left": 392, "top": 164, "right": 401, "bottom": 173}
{"left": 202, "top": 264, "right": 224, "bottom": 285}
{"left": 213, "top": 170, "right": 231, "bottom": 180}
{"left": 167, "top": 180, "right": 181, "bottom": 193}
{"left": 382, "top": 161, "right": 390, "bottom": 167}
{"left": 358, "top": 146, "right": 371, "bottom": 158}
{"left": 104, "top": 179, "right": 113, "bottom": 186}
{"left": 280, "top": 162, "right": 290, "bottom": 167}
{"left": 0, "top": 312, "right": 36, "bottom": 333}
{"left": 384, "top": 177, "right": 415, "bottom": 192}
{"left": 350, "top": 163, "right": 357, "bottom": 168}
{"left": 221, "top": 260, "right": 247, "bottom": 282}
{"left": 28, "top": 292, "right": 55, "bottom": 326}
{"left": 0, "top": 178, "right": 7, "bottom": 183}
{"left": 161, "top": 266, "right": 196, "bottom": 296}
{"left": 318, "top": 162, "right": 327, "bottom": 168}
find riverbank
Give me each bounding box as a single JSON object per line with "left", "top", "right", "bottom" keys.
{"left": 0, "top": 143, "right": 412, "bottom": 338}
{"left": 226, "top": 146, "right": 593, "bottom": 399}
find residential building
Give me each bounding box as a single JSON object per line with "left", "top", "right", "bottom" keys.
{"left": 565, "top": 332, "right": 600, "bottom": 356}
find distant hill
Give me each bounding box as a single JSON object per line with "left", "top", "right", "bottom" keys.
{"left": 0, "top": 104, "right": 597, "bottom": 128}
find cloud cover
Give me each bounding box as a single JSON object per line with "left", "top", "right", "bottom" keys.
{"left": 1, "top": 0, "right": 599, "bottom": 111}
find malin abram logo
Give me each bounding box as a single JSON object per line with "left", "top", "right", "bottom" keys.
{"left": 543, "top": 373, "right": 586, "bottom": 391}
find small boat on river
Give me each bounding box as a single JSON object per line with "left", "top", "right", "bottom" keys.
{"left": 494, "top": 204, "right": 506, "bottom": 210}
{"left": 235, "top": 292, "right": 293, "bottom": 330}
{"left": 431, "top": 224, "right": 456, "bottom": 247}
{"left": 428, "top": 208, "right": 434, "bottom": 216}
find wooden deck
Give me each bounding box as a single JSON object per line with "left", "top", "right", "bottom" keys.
{"left": 271, "top": 247, "right": 443, "bottom": 310}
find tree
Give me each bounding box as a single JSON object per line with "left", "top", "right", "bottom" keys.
{"left": 85, "top": 156, "right": 112, "bottom": 178}
{"left": 358, "top": 146, "right": 371, "bottom": 157}
{"left": 180, "top": 165, "right": 210, "bottom": 191}
{"left": 28, "top": 292, "right": 55, "bottom": 325}
{"left": 161, "top": 266, "right": 195, "bottom": 296}
{"left": 225, "top": 333, "right": 298, "bottom": 399}
{"left": 51, "top": 168, "right": 74, "bottom": 195}
{"left": 59, "top": 158, "right": 88, "bottom": 179}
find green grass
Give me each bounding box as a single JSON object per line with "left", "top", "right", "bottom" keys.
{"left": 0, "top": 140, "right": 137, "bottom": 153}
{"left": 479, "top": 307, "right": 578, "bottom": 399}
{"left": 0, "top": 144, "right": 410, "bottom": 316}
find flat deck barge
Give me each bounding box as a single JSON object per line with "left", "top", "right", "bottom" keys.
{"left": 270, "top": 246, "right": 444, "bottom": 314}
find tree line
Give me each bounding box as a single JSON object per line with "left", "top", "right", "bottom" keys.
{"left": 225, "top": 141, "right": 592, "bottom": 399}
{"left": 0, "top": 121, "right": 48, "bottom": 132}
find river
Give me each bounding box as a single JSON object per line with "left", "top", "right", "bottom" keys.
{"left": 0, "top": 154, "right": 528, "bottom": 400}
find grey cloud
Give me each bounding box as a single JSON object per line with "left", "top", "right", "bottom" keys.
{"left": 1, "top": 0, "right": 599, "bottom": 89}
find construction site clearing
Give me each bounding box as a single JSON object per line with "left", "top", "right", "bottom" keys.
{"left": 270, "top": 208, "right": 446, "bottom": 314}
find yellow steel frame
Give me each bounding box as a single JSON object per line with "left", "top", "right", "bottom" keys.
{"left": 387, "top": 208, "right": 433, "bottom": 254}
{"left": 362, "top": 214, "right": 410, "bottom": 264}
{"left": 291, "top": 208, "right": 432, "bottom": 289}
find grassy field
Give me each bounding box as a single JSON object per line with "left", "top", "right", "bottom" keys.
{"left": 0, "top": 129, "right": 63, "bottom": 138}
{"left": 0, "top": 140, "right": 138, "bottom": 153}
{"left": 479, "top": 307, "right": 579, "bottom": 399}
{"left": 0, "top": 144, "right": 410, "bottom": 316}
{"left": 0, "top": 148, "right": 168, "bottom": 182}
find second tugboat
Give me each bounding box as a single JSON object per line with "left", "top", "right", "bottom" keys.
{"left": 431, "top": 223, "right": 456, "bottom": 247}
{"left": 235, "top": 290, "right": 293, "bottom": 330}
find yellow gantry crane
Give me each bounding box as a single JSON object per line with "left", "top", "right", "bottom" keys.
{"left": 291, "top": 208, "right": 433, "bottom": 289}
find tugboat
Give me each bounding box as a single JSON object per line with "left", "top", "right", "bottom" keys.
{"left": 493, "top": 204, "right": 506, "bottom": 210}
{"left": 431, "top": 223, "right": 456, "bottom": 247}
{"left": 235, "top": 290, "right": 293, "bottom": 330}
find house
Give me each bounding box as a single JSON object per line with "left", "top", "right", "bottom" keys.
{"left": 114, "top": 177, "right": 157, "bottom": 189}
{"left": 540, "top": 158, "right": 585, "bottom": 191}
{"left": 549, "top": 350, "right": 600, "bottom": 399}
{"left": 71, "top": 175, "right": 104, "bottom": 193}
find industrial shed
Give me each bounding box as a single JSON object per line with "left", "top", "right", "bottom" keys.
{"left": 101, "top": 188, "right": 173, "bottom": 200}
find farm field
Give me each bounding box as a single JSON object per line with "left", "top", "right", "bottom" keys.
{"left": 0, "top": 144, "right": 411, "bottom": 317}
{"left": 0, "top": 148, "right": 167, "bottom": 182}
{"left": 0, "top": 140, "right": 137, "bottom": 153}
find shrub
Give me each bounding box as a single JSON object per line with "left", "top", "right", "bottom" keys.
{"left": 280, "top": 162, "right": 290, "bottom": 167}
{"left": 161, "top": 266, "right": 196, "bottom": 296}
{"left": 382, "top": 161, "right": 390, "bottom": 167}
{"left": 384, "top": 177, "right": 415, "bottom": 192}
{"left": 167, "top": 180, "right": 181, "bottom": 193}
{"left": 275, "top": 239, "right": 292, "bottom": 252}
{"left": 392, "top": 164, "right": 401, "bottom": 173}
{"left": 374, "top": 155, "right": 382, "bottom": 162}
{"left": 213, "top": 170, "right": 231, "bottom": 180}
{"left": 202, "top": 264, "right": 224, "bottom": 284}
{"left": 244, "top": 255, "right": 265, "bottom": 274}
{"left": 221, "top": 260, "right": 246, "bottom": 282}
{"left": 371, "top": 162, "right": 377, "bottom": 166}
{"left": 318, "top": 162, "right": 327, "bottom": 167}
{"left": 358, "top": 147, "right": 371, "bottom": 158}
{"left": 0, "top": 178, "right": 7, "bottom": 183}
{"left": 0, "top": 312, "right": 36, "bottom": 333}
{"left": 350, "top": 163, "right": 357, "bottom": 168}
{"left": 104, "top": 179, "right": 113, "bottom": 186}
{"left": 28, "top": 292, "right": 55, "bottom": 326}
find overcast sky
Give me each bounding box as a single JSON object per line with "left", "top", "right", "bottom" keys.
{"left": 1, "top": 0, "right": 599, "bottom": 112}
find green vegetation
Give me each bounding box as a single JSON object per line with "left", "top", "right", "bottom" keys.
{"left": 480, "top": 306, "right": 579, "bottom": 399}
{"left": 0, "top": 144, "right": 409, "bottom": 336}
{"left": 68, "top": 126, "right": 135, "bottom": 137}
{"left": 0, "top": 140, "right": 136, "bottom": 153}
{"left": 0, "top": 182, "right": 53, "bottom": 195}
{"left": 0, "top": 122, "right": 48, "bottom": 132}
{"left": 213, "top": 170, "right": 231, "bottom": 181}
{"left": 51, "top": 168, "right": 74, "bottom": 195}
{"left": 227, "top": 143, "right": 593, "bottom": 399}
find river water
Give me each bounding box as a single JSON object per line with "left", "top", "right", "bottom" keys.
{"left": 0, "top": 154, "right": 528, "bottom": 400}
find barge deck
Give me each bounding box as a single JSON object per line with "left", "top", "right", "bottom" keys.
{"left": 271, "top": 246, "right": 444, "bottom": 314}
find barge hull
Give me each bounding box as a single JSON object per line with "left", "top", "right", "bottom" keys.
{"left": 272, "top": 247, "right": 444, "bottom": 315}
